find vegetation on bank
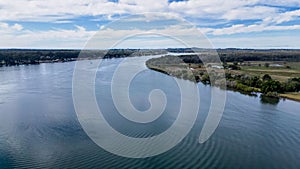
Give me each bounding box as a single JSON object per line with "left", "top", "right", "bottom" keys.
{"left": 146, "top": 54, "right": 300, "bottom": 102}
{"left": 1, "top": 48, "right": 300, "bottom": 102}
{"left": 2, "top": 48, "right": 300, "bottom": 67}
{"left": 0, "top": 49, "right": 167, "bottom": 66}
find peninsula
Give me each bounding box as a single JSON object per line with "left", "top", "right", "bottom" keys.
{"left": 146, "top": 49, "right": 300, "bottom": 102}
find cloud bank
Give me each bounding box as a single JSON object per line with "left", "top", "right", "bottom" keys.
{"left": 0, "top": 0, "right": 299, "bottom": 48}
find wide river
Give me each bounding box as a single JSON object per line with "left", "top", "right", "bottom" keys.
{"left": 0, "top": 56, "right": 299, "bottom": 169}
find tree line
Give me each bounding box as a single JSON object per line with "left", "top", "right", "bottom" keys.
{"left": 0, "top": 49, "right": 167, "bottom": 66}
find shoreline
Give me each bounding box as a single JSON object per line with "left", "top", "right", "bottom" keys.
{"left": 280, "top": 93, "right": 300, "bottom": 102}
{"left": 146, "top": 62, "right": 300, "bottom": 103}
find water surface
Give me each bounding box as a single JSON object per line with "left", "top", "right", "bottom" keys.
{"left": 0, "top": 57, "right": 299, "bottom": 168}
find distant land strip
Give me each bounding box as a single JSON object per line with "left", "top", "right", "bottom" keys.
{"left": 1, "top": 48, "right": 300, "bottom": 66}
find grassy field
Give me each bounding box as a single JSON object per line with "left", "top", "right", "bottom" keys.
{"left": 233, "top": 61, "right": 300, "bottom": 82}
{"left": 280, "top": 93, "right": 300, "bottom": 102}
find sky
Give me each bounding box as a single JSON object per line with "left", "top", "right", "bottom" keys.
{"left": 0, "top": 0, "right": 300, "bottom": 49}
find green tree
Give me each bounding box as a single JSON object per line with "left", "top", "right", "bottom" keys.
{"left": 261, "top": 80, "right": 282, "bottom": 93}
{"left": 262, "top": 74, "right": 272, "bottom": 81}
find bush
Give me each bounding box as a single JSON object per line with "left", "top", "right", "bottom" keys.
{"left": 236, "top": 83, "right": 260, "bottom": 93}
{"left": 262, "top": 74, "right": 272, "bottom": 81}
{"left": 261, "top": 80, "right": 282, "bottom": 93}
{"left": 201, "top": 74, "right": 210, "bottom": 84}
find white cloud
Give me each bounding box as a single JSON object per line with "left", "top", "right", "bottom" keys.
{"left": 169, "top": 0, "right": 261, "bottom": 18}
{"left": 222, "top": 6, "right": 278, "bottom": 20}
{"left": 210, "top": 35, "right": 300, "bottom": 49}
{"left": 0, "top": 22, "right": 24, "bottom": 33}
{"left": 0, "top": 22, "right": 9, "bottom": 29}
{"left": 0, "top": 0, "right": 299, "bottom": 48}
{"left": 264, "top": 9, "right": 300, "bottom": 24}
{"left": 0, "top": 20, "right": 299, "bottom": 49}
{"left": 210, "top": 23, "right": 300, "bottom": 35}
{"left": 0, "top": 0, "right": 168, "bottom": 22}
{"left": 0, "top": 21, "right": 212, "bottom": 49}
{"left": 11, "top": 24, "right": 23, "bottom": 31}
{"left": 259, "top": 0, "right": 300, "bottom": 7}
{"left": 75, "top": 25, "right": 86, "bottom": 32}
{"left": 0, "top": 0, "right": 298, "bottom": 23}
{"left": 0, "top": 23, "right": 96, "bottom": 48}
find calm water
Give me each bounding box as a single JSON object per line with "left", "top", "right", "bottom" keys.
{"left": 0, "top": 57, "right": 300, "bottom": 169}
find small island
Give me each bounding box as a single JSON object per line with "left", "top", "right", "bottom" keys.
{"left": 146, "top": 49, "right": 300, "bottom": 102}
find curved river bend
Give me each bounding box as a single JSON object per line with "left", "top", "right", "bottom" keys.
{"left": 0, "top": 56, "right": 299, "bottom": 168}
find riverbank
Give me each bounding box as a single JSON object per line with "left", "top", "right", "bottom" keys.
{"left": 280, "top": 93, "right": 300, "bottom": 102}
{"left": 146, "top": 55, "right": 300, "bottom": 102}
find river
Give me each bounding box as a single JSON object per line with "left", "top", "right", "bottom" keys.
{"left": 0, "top": 56, "right": 299, "bottom": 168}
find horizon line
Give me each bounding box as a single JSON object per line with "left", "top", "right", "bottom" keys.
{"left": 1, "top": 48, "right": 300, "bottom": 50}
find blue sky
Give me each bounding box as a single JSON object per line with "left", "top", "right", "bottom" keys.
{"left": 0, "top": 0, "right": 300, "bottom": 49}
